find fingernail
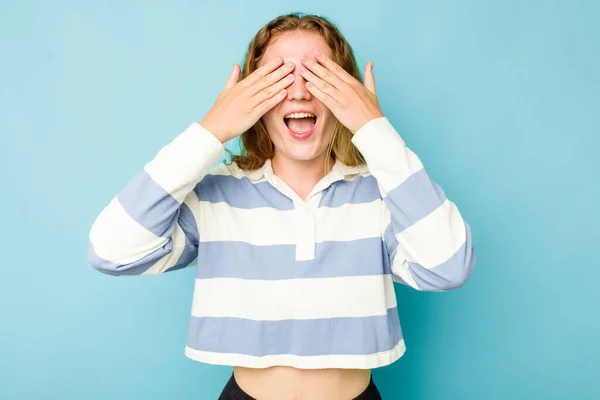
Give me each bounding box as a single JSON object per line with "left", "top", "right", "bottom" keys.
{"left": 315, "top": 50, "right": 322, "bottom": 57}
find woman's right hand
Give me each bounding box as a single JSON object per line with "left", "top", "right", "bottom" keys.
{"left": 199, "top": 56, "right": 296, "bottom": 143}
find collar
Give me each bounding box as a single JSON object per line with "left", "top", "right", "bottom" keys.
{"left": 244, "top": 158, "right": 368, "bottom": 182}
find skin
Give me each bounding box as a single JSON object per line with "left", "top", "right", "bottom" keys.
{"left": 232, "top": 30, "right": 386, "bottom": 400}
{"left": 257, "top": 30, "right": 383, "bottom": 200}
{"left": 258, "top": 30, "right": 338, "bottom": 200}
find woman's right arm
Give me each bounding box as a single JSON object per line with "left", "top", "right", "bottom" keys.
{"left": 88, "top": 57, "right": 296, "bottom": 276}
{"left": 88, "top": 122, "right": 225, "bottom": 276}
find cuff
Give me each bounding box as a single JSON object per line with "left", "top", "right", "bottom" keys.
{"left": 351, "top": 117, "right": 406, "bottom": 160}
{"left": 174, "top": 122, "right": 226, "bottom": 167}
{"left": 146, "top": 121, "right": 226, "bottom": 185}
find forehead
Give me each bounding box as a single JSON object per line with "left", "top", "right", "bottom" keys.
{"left": 258, "top": 30, "right": 333, "bottom": 67}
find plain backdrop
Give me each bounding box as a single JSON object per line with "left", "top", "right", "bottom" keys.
{"left": 1, "top": 0, "right": 599, "bottom": 398}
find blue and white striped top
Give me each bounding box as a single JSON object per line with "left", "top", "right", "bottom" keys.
{"left": 88, "top": 117, "right": 476, "bottom": 369}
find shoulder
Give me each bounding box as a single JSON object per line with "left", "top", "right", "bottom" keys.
{"left": 347, "top": 171, "right": 384, "bottom": 201}
{"left": 206, "top": 160, "right": 243, "bottom": 178}
{"left": 195, "top": 160, "right": 261, "bottom": 190}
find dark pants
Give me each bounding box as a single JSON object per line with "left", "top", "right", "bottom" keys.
{"left": 218, "top": 372, "right": 383, "bottom": 400}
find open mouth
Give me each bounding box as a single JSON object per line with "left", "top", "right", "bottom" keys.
{"left": 283, "top": 113, "right": 318, "bottom": 139}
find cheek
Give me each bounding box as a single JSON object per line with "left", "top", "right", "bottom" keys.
{"left": 320, "top": 110, "right": 336, "bottom": 127}
{"left": 261, "top": 110, "right": 278, "bottom": 127}
{"left": 319, "top": 106, "right": 334, "bottom": 119}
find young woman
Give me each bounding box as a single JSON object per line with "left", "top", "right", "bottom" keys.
{"left": 88, "top": 13, "right": 476, "bottom": 400}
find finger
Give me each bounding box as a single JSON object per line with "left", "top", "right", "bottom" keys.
{"left": 252, "top": 72, "right": 295, "bottom": 108}
{"left": 301, "top": 55, "right": 346, "bottom": 91}
{"left": 252, "top": 88, "right": 288, "bottom": 116}
{"left": 305, "top": 81, "right": 340, "bottom": 111}
{"left": 243, "top": 56, "right": 284, "bottom": 87}
{"left": 313, "top": 51, "right": 356, "bottom": 85}
{"left": 298, "top": 64, "right": 342, "bottom": 103}
{"left": 224, "top": 63, "right": 240, "bottom": 90}
{"left": 249, "top": 61, "right": 295, "bottom": 97}
{"left": 364, "top": 62, "right": 376, "bottom": 95}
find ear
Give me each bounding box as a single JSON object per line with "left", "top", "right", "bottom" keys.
{"left": 364, "top": 62, "right": 376, "bottom": 95}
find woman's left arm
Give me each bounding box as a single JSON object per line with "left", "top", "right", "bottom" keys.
{"left": 300, "top": 51, "right": 476, "bottom": 291}
{"left": 351, "top": 117, "right": 477, "bottom": 291}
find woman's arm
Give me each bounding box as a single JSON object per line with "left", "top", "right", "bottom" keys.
{"left": 88, "top": 122, "right": 225, "bottom": 276}
{"left": 88, "top": 58, "right": 307, "bottom": 276}
{"left": 352, "top": 117, "right": 476, "bottom": 291}
{"left": 294, "top": 52, "right": 475, "bottom": 290}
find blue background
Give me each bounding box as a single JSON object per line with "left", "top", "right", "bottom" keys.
{"left": 1, "top": 0, "right": 598, "bottom": 398}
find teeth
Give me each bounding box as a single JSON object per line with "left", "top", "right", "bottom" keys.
{"left": 284, "top": 112, "right": 316, "bottom": 119}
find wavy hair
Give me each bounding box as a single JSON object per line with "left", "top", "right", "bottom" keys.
{"left": 225, "top": 12, "right": 366, "bottom": 176}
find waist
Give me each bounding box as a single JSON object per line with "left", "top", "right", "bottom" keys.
{"left": 233, "top": 365, "right": 371, "bottom": 400}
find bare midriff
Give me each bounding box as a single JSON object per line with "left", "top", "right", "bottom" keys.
{"left": 233, "top": 365, "right": 372, "bottom": 400}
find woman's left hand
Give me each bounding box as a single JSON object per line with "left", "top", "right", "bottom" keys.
{"left": 299, "top": 50, "right": 384, "bottom": 134}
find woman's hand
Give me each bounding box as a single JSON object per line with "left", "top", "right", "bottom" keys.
{"left": 200, "top": 57, "right": 296, "bottom": 143}
{"left": 298, "top": 51, "right": 383, "bottom": 134}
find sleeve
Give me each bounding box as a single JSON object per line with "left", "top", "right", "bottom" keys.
{"left": 87, "top": 122, "right": 225, "bottom": 276}
{"left": 351, "top": 117, "right": 476, "bottom": 291}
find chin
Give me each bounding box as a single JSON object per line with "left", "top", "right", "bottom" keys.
{"left": 287, "top": 152, "right": 322, "bottom": 162}
{"left": 281, "top": 133, "right": 327, "bottom": 157}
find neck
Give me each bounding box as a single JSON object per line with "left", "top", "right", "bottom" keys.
{"left": 271, "top": 153, "right": 335, "bottom": 196}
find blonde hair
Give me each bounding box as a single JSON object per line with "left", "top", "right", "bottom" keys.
{"left": 225, "top": 12, "right": 366, "bottom": 176}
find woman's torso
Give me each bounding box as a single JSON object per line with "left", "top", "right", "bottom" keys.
{"left": 197, "top": 161, "right": 394, "bottom": 398}
{"left": 233, "top": 365, "right": 372, "bottom": 400}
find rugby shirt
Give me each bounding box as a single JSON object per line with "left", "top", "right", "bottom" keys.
{"left": 88, "top": 116, "right": 476, "bottom": 369}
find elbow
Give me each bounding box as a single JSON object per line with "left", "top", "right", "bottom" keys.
{"left": 88, "top": 239, "right": 122, "bottom": 276}
{"left": 438, "top": 225, "right": 477, "bottom": 290}
{"left": 411, "top": 244, "right": 476, "bottom": 291}
{"left": 423, "top": 266, "right": 473, "bottom": 292}
{"left": 441, "top": 221, "right": 477, "bottom": 290}
{"left": 437, "top": 244, "right": 477, "bottom": 291}
{"left": 90, "top": 262, "right": 122, "bottom": 277}
{"left": 440, "top": 266, "right": 472, "bottom": 290}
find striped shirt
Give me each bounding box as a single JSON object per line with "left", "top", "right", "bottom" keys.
{"left": 88, "top": 117, "right": 476, "bottom": 369}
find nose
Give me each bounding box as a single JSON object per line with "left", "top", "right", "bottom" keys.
{"left": 286, "top": 62, "right": 312, "bottom": 101}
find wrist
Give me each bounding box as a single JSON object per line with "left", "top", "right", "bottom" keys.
{"left": 198, "top": 119, "right": 229, "bottom": 143}
{"left": 351, "top": 113, "right": 385, "bottom": 135}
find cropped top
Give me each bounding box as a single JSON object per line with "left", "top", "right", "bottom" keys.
{"left": 88, "top": 117, "right": 476, "bottom": 369}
